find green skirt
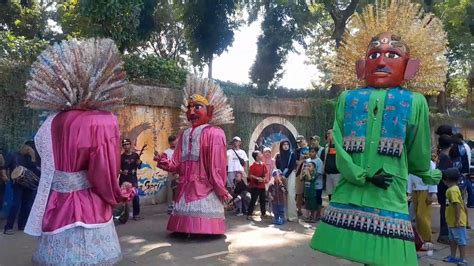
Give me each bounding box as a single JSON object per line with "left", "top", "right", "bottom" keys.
{"left": 304, "top": 196, "right": 319, "bottom": 211}
{"left": 310, "top": 220, "right": 417, "bottom": 266}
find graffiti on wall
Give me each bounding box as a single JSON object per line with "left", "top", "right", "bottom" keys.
{"left": 248, "top": 116, "right": 299, "bottom": 162}
{"left": 117, "top": 105, "right": 180, "bottom": 201}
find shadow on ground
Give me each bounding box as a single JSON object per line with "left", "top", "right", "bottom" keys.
{"left": 0, "top": 203, "right": 473, "bottom": 265}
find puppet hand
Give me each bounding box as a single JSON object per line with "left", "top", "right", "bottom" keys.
{"left": 220, "top": 192, "right": 233, "bottom": 204}
{"left": 154, "top": 154, "right": 169, "bottom": 168}
{"left": 368, "top": 174, "right": 393, "bottom": 189}
{"left": 153, "top": 151, "right": 161, "bottom": 162}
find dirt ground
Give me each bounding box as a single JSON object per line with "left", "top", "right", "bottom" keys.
{"left": 0, "top": 203, "right": 473, "bottom": 266}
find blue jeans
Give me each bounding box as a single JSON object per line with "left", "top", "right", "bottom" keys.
{"left": 272, "top": 203, "right": 285, "bottom": 224}
{"left": 4, "top": 183, "right": 36, "bottom": 231}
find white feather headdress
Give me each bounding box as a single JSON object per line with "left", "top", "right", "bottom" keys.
{"left": 25, "top": 38, "right": 126, "bottom": 111}
{"left": 179, "top": 76, "right": 234, "bottom": 128}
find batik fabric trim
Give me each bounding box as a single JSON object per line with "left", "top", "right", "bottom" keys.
{"left": 322, "top": 202, "right": 414, "bottom": 241}
{"left": 343, "top": 87, "right": 413, "bottom": 157}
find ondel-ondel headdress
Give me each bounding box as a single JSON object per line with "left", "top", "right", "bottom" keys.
{"left": 179, "top": 75, "right": 234, "bottom": 128}
{"left": 26, "top": 38, "right": 126, "bottom": 111}
{"left": 333, "top": 0, "right": 448, "bottom": 95}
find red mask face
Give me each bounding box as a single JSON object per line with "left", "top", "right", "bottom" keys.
{"left": 186, "top": 100, "right": 211, "bottom": 127}
{"left": 363, "top": 33, "right": 409, "bottom": 88}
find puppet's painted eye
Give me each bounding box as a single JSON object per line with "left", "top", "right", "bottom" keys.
{"left": 385, "top": 52, "right": 400, "bottom": 59}
{"left": 368, "top": 52, "right": 381, "bottom": 59}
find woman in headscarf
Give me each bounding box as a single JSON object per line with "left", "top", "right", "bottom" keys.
{"left": 275, "top": 140, "right": 297, "bottom": 221}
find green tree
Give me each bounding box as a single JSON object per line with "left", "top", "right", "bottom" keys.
{"left": 316, "top": 0, "right": 361, "bottom": 48}
{"left": 142, "top": 0, "right": 187, "bottom": 65}
{"left": 0, "top": 0, "right": 50, "bottom": 39}
{"left": 0, "top": 1, "right": 52, "bottom": 63}
{"left": 430, "top": 0, "right": 474, "bottom": 113}
{"left": 248, "top": 0, "right": 318, "bottom": 92}
{"left": 0, "top": 31, "right": 47, "bottom": 62}
{"left": 181, "top": 0, "right": 240, "bottom": 78}
{"left": 307, "top": 1, "right": 390, "bottom": 92}
{"left": 56, "top": 0, "right": 150, "bottom": 52}
{"left": 434, "top": 0, "right": 473, "bottom": 75}
{"left": 77, "top": 0, "right": 144, "bottom": 52}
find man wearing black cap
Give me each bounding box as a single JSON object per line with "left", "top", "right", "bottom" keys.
{"left": 120, "top": 139, "right": 142, "bottom": 220}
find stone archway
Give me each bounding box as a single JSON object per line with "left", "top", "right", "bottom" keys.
{"left": 248, "top": 116, "right": 299, "bottom": 163}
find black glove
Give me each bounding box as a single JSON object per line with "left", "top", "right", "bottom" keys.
{"left": 367, "top": 172, "right": 393, "bottom": 189}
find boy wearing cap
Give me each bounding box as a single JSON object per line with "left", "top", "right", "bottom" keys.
{"left": 227, "top": 136, "right": 249, "bottom": 190}
{"left": 120, "top": 139, "right": 143, "bottom": 220}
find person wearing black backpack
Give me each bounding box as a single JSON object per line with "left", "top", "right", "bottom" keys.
{"left": 227, "top": 136, "right": 248, "bottom": 190}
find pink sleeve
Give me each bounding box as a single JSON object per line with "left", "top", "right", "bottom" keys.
{"left": 87, "top": 115, "right": 125, "bottom": 206}
{"left": 204, "top": 127, "right": 228, "bottom": 197}
{"left": 157, "top": 132, "right": 183, "bottom": 173}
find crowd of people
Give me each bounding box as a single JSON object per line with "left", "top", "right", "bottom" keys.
{"left": 0, "top": 4, "right": 471, "bottom": 263}
{"left": 223, "top": 131, "right": 343, "bottom": 225}
{"left": 409, "top": 125, "right": 473, "bottom": 264}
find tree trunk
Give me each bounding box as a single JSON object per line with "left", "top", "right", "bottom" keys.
{"left": 208, "top": 56, "right": 213, "bottom": 79}
{"left": 333, "top": 20, "right": 346, "bottom": 48}
{"left": 437, "top": 91, "right": 447, "bottom": 113}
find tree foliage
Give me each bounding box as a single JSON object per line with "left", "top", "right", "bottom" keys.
{"left": 123, "top": 54, "right": 187, "bottom": 89}
{"left": 0, "top": 0, "right": 50, "bottom": 39}
{"left": 434, "top": 0, "right": 473, "bottom": 75}
{"left": 73, "top": 0, "right": 147, "bottom": 52}
{"left": 142, "top": 0, "right": 187, "bottom": 65}
{"left": 0, "top": 0, "right": 52, "bottom": 63}
{"left": 249, "top": 0, "right": 319, "bottom": 92}
{"left": 0, "top": 31, "right": 47, "bottom": 62}
{"left": 181, "top": 0, "right": 240, "bottom": 78}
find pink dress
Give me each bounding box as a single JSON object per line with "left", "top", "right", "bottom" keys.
{"left": 264, "top": 157, "right": 276, "bottom": 189}
{"left": 159, "top": 124, "right": 228, "bottom": 234}
{"left": 25, "top": 110, "right": 126, "bottom": 265}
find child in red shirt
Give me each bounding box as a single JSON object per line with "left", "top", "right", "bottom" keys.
{"left": 247, "top": 150, "right": 268, "bottom": 220}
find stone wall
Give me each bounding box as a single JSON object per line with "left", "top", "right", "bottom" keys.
{"left": 6, "top": 83, "right": 474, "bottom": 205}
{"left": 119, "top": 85, "right": 331, "bottom": 204}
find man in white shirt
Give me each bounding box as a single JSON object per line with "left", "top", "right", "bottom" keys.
{"left": 227, "top": 136, "right": 248, "bottom": 190}
{"left": 407, "top": 160, "right": 437, "bottom": 243}
{"left": 164, "top": 135, "right": 178, "bottom": 214}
